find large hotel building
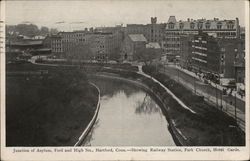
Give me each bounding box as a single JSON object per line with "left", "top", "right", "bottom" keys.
{"left": 164, "top": 16, "right": 240, "bottom": 55}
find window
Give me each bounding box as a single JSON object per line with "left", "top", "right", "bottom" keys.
{"left": 179, "top": 23, "right": 184, "bottom": 29}
{"left": 205, "top": 22, "right": 210, "bottom": 29}
{"left": 217, "top": 22, "right": 222, "bottom": 29}
{"left": 227, "top": 21, "right": 234, "bottom": 29}
{"left": 190, "top": 22, "right": 195, "bottom": 29}
{"left": 198, "top": 22, "right": 203, "bottom": 29}
{"left": 168, "top": 22, "right": 175, "bottom": 29}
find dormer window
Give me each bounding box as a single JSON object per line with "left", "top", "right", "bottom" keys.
{"left": 205, "top": 22, "right": 210, "bottom": 29}
{"left": 179, "top": 23, "right": 184, "bottom": 29}
{"left": 198, "top": 22, "right": 203, "bottom": 29}
{"left": 227, "top": 21, "right": 234, "bottom": 29}
{"left": 168, "top": 22, "right": 174, "bottom": 29}
{"left": 217, "top": 22, "right": 222, "bottom": 29}
{"left": 190, "top": 22, "right": 195, "bottom": 29}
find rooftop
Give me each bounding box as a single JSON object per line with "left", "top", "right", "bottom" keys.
{"left": 10, "top": 40, "right": 43, "bottom": 46}
{"left": 128, "top": 34, "right": 147, "bottom": 42}
{"left": 146, "top": 42, "right": 161, "bottom": 49}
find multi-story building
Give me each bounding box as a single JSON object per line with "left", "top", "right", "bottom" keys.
{"left": 234, "top": 37, "right": 245, "bottom": 84}
{"left": 191, "top": 31, "right": 244, "bottom": 80}
{"left": 179, "top": 34, "right": 194, "bottom": 69}
{"left": 164, "top": 16, "right": 240, "bottom": 55}
{"left": 49, "top": 30, "right": 120, "bottom": 61}
{"left": 95, "top": 25, "right": 125, "bottom": 59}
{"left": 51, "top": 35, "right": 63, "bottom": 54}
{"left": 145, "top": 17, "right": 166, "bottom": 44}
{"left": 191, "top": 31, "right": 221, "bottom": 75}
{"left": 125, "top": 17, "right": 166, "bottom": 47}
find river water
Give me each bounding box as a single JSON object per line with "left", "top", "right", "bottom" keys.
{"left": 82, "top": 76, "right": 175, "bottom": 146}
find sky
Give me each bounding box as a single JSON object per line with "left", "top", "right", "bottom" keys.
{"left": 4, "top": 0, "right": 247, "bottom": 31}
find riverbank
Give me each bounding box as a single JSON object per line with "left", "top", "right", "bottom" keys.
{"left": 96, "top": 67, "right": 245, "bottom": 146}
{"left": 142, "top": 65, "right": 245, "bottom": 146}
{"left": 74, "top": 82, "right": 101, "bottom": 146}
{"left": 6, "top": 62, "right": 99, "bottom": 146}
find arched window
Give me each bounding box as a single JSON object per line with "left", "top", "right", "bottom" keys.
{"left": 179, "top": 23, "right": 184, "bottom": 29}
{"left": 227, "top": 21, "right": 234, "bottom": 29}
{"left": 205, "top": 22, "right": 210, "bottom": 29}
{"left": 217, "top": 22, "right": 222, "bottom": 29}
{"left": 168, "top": 22, "right": 175, "bottom": 29}
{"left": 190, "top": 22, "right": 195, "bottom": 29}
{"left": 198, "top": 22, "right": 203, "bottom": 29}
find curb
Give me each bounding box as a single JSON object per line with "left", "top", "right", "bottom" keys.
{"left": 74, "top": 82, "right": 101, "bottom": 146}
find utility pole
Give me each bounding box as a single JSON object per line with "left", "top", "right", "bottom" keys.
{"left": 220, "top": 89, "right": 223, "bottom": 110}
{"left": 235, "top": 92, "right": 237, "bottom": 124}
{"left": 177, "top": 68, "right": 180, "bottom": 82}
{"left": 216, "top": 84, "right": 218, "bottom": 108}
{"left": 194, "top": 76, "right": 196, "bottom": 94}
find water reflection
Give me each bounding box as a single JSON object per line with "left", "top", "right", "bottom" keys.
{"left": 135, "top": 93, "right": 160, "bottom": 114}
{"left": 82, "top": 76, "right": 175, "bottom": 146}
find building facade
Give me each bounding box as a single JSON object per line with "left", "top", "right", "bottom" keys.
{"left": 191, "top": 31, "right": 221, "bottom": 75}
{"left": 51, "top": 35, "right": 63, "bottom": 54}
{"left": 190, "top": 31, "right": 244, "bottom": 80}
{"left": 125, "top": 17, "right": 166, "bottom": 47}
{"left": 180, "top": 34, "right": 194, "bottom": 69}
{"left": 121, "top": 34, "right": 147, "bottom": 61}
{"left": 164, "top": 16, "right": 240, "bottom": 55}
{"left": 49, "top": 30, "right": 120, "bottom": 61}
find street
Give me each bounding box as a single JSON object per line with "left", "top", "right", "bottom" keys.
{"left": 159, "top": 64, "right": 245, "bottom": 131}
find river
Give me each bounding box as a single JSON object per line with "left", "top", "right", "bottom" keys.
{"left": 82, "top": 76, "right": 175, "bottom": 146}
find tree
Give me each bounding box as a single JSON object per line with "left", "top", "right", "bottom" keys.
{"left": 50, "top": 28, "right": 59, "bottom": 35}
{"left": 40, "top": 26, "right": 49, "bottom": 36}
{"left": 15, "top": 24, "right": 40, "bottom": 37}
{"left": 134, "top": 47, "right": 162, "bottom": 66}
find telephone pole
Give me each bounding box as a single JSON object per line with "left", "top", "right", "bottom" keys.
{"left": 235, "top": 92, "right": 237, "bottom": 124}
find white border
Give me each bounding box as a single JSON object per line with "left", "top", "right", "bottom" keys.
{"left": 0, "top": 0, "right": 249, "bottom": 160}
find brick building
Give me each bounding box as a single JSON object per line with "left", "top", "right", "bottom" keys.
{"left": 164, "top": 16, "right": 240, "bottom": 55}
{"left": 125, "top": 17, "right": 166, "bottom": 47}
{"left": 49, "top": 30, "right": 121, "bottom": 61}
{"left": 180, "top": 34, "right": 194, "bottom": 69}
{"left": 121, "top": 34, "right": 147, "bottom": 61}
{"left": 190, "top": 31, "right": 244, "bottom": 80}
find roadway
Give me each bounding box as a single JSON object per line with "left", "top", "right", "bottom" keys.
{"left": 159, "top": 64, "right": 245, "bottom": 131}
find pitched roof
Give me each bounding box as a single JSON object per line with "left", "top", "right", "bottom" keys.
{"left": 166, "top": 17, "right": 237, "bottom": 30}
{"left": 128, "top": 34, "right": 147, "bottom": 42}
{"left": 168, "top": 16, "right": 177, "bottom": 23}
{"left": 146, "top": 42, "right": 161, "bottom": 49}
{"left": 10, "top": 40, "right": 43, "bottom": 46}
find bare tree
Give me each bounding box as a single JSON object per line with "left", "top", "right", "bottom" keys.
{"left": 134, "top": 47, "right": 162, "bottom": 66}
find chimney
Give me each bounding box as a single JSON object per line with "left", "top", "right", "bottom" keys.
{"left": 151, "top": 17, "right": 157, "bottom": 24}
{"left": 188, "top": 18, "right": 190, "bottom": 22}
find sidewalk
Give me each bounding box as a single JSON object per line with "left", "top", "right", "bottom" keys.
{"left": 169, "top": 64, "right": 245, "bottom": 102}
{"left": 137, "top": 65, "right": 196, "bottom": 114}
{"left": 162, "top": 64, "right": 245, "bottom": 132}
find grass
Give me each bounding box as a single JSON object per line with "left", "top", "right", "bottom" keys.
{"left": 6, "top": 62, "right": 98, "bottom": 146}
{"left": 36, "top": 59, "right": 139, "bottom": 71}
{"left": 142, "top": 65, "right": 245, "bottom": 146}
